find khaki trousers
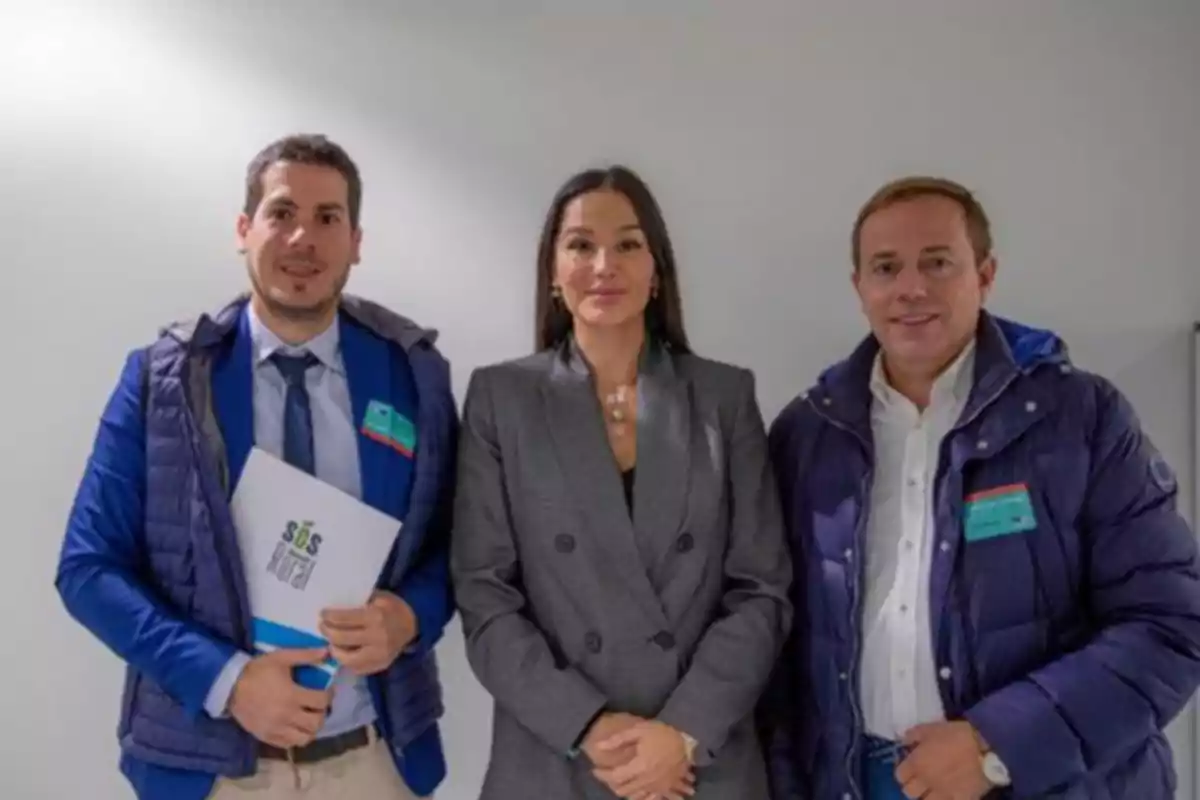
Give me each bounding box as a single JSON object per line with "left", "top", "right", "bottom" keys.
{"left": 207, "top": 728, "right": 427, "bottom": 799}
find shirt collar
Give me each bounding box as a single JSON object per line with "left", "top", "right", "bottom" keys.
{"left": 869, "top": 336, "right": 976, "bottom": 409}
{"left": 246, "top": 302, "right": 343, "bottom": 374}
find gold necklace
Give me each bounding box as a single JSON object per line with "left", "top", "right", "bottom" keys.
{"left": 602, "top": 383, "right": 634, "bottom": 433}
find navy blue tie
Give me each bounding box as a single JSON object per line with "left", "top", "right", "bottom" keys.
{"left": 270, "top": 351, "right": 320, "bottom": 475}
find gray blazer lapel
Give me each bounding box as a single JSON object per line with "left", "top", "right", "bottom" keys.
{"left": 631, "top": 344, "right": 692, "bottom": 559}
{"left": 541, "top": 342, "right": 668, "bottom": 628}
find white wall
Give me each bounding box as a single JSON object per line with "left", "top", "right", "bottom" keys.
{"left": 2, "top": 3, "right": 1198, "bottom": 798}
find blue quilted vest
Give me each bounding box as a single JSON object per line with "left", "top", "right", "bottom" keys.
{"left": 117, "top": 294, "right": 454, "bottom": 787}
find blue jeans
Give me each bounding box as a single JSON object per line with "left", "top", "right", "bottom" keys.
{"left": 863, "top": 735, "right": 910, "bottom": 800}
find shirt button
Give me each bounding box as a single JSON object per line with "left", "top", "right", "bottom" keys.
{"left": 940, "top": 540, "right": 951, "bottom": 553}
{"left": 839, "top": 672, "right": 848, "bottom": 681}
{"left": 675, "top": 532, "right": 695, "bottom": 553}
{"left": 844, "top": 548, "right": 853, "bottom": 560}
{"left": 585, "top": 631, "right": 603, "bottom": 653}
{"left": 554, "top": 533, "right": 576, "bottom": 554}
{"left": 939, "top": 666, "right": 953, "bottom": 680}
{"left": 823, "top": 397, "right": 833, "bottom": 406}
{"left": 904, "top": 540, "right": 915, "bottom": 552}
{"left": 1025, "top": 400, "right": 1038, "bottom": 412}
{"left": 653, "top": 631, "right": 676, "bottom": 650}
{"left": 976, "top": 439, "right": 988, "bottom": 450}
{"left": 899, "top": 604, "right": 909, "bottom": 614}
{"left": 906, "top": 477, "right": 918, "bottom": 487}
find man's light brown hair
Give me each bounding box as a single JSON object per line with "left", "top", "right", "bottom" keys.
{"left": 851, "top": 176, "right": 993, "bottom": 269}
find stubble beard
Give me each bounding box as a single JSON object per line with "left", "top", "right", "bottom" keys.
{"left": 249, "top": 265, "right": 350, "bottom": 323}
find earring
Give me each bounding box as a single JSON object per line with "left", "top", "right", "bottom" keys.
{"left": 551, "top": 285, "right": 563, "bottom": 300}
{"left": 651, "top": 284, "right": 659, "bottom": 299}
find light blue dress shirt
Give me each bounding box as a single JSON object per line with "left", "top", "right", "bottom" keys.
{"left": 202, "top": 304, "right": 376, "bottom": 738}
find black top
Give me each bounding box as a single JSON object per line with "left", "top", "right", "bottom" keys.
{"left": 621, "top": 467, "right": 635, "bottom": 512}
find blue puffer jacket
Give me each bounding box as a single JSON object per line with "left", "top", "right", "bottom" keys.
{"left": 55, "top": 294, "right": 458, "bottom": 799}
{"left": 760, "top": 312, "right": 1200, "bottom": 799}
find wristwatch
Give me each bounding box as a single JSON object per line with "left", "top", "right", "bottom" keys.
{"left": 680, "top": 731, "right": 699, "bottom": 765}
{"left": 981, "top": 751, "right": 1011, "bottom": 787}
{"left": 971, "top": 726, "right": 1011, "bottom": 788}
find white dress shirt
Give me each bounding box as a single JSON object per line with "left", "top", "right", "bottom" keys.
{"left": 859, "top": 340, "right": 975, "bottom": 740}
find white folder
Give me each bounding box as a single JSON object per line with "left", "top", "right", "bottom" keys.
{"left": 229, "top": 447, "right": 402, "bottom": 689}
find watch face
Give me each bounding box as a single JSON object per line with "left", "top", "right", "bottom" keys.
{"left": 982, "top": 753, "right": 1011, "bottom": 786}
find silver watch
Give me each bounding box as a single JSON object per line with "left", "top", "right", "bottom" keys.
{"left": 981, "top": 751, "right": 1011, "bottom": 787}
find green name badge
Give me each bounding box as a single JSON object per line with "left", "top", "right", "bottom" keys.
{"left": 388, "top": 411, "right": 416, "bottom": 455}
{"left": 361, "top": 399, "right": 417, "bottom": 456}
{"left": 964, "top": 483, "right": 1037, "bottom": 542}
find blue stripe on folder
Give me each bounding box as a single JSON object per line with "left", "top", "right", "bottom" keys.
{"left": 253, "top": 617, "right": 327, "bottom": 649}
{"left": 293, "top": 665, "right": 335, "bottom": 691}
{"left": 252, "top": 618, "right": 339, "bottom": 689}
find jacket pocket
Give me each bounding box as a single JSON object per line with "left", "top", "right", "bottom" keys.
{"left": 118, "top": 667, "right": 142, "bottom": 738}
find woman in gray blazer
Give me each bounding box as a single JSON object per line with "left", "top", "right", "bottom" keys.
{"left": 450, "top": 165, "right": 793, "bottom": 800}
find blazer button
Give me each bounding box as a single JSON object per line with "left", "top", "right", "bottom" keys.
{"left": 554, "top": 534, "right": 576, "bottom": 554}
{"left": 652, "top": 631, "right": 676, "bottom": 650}
{"left": 675, "top": 532, "right": 694, "bottom": 553}
{"left": 585, "top": 631, "right": 603, "bottom": 653}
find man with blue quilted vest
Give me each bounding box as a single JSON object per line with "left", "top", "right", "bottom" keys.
{"left": 761, "top": 175, "right": 1200, "bottom": 799}
{"left": 54, "top": 134, "right": 457, "bottom": 799}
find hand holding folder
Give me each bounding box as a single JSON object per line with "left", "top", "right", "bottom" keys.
{"left": 227, "top": 646, "right": 333, "bottom": 749}
{"left": 318, "top": 589, "right": 419, "bottom": 676}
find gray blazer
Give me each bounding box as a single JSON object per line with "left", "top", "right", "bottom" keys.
{"left": 450, "top": 340, "right": 793, "bottom": 800}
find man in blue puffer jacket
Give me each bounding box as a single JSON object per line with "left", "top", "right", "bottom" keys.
{"left": 761, "top": 175, "right": 1200, "bottom": 799}
{"left": 54, "top": 134, "right": 457, "bottom": 799}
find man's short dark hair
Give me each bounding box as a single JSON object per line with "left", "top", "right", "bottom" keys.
{"left": 244, "top": 133, "right": 363, "bottom": 228}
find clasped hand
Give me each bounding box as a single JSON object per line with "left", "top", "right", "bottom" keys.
{"left": 584, "top": 713, "right": 695, "bottom": 799}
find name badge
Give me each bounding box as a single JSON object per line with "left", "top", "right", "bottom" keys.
{"left": 964, "top": 483, "right": 1037, "bottom": 542}
{"left": 361, "top": 399, "right": 417, "bottom": 456}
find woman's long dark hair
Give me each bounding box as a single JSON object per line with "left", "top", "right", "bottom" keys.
{"left": 534, "top": 165, "right": 690, "bottom": 354}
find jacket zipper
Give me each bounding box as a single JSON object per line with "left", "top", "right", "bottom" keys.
{"left": 178, "top": 358, "right": 255, "bottom": 771}
{"left": 181, "top": 364, "right": 250, "bottom": 653}
{"left": 809, "top": 397, "right": 873, "bottom": 800}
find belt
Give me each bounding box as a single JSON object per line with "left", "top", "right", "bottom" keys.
{"left": 259, "top": 725, "right": 372, "bottom": 764}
